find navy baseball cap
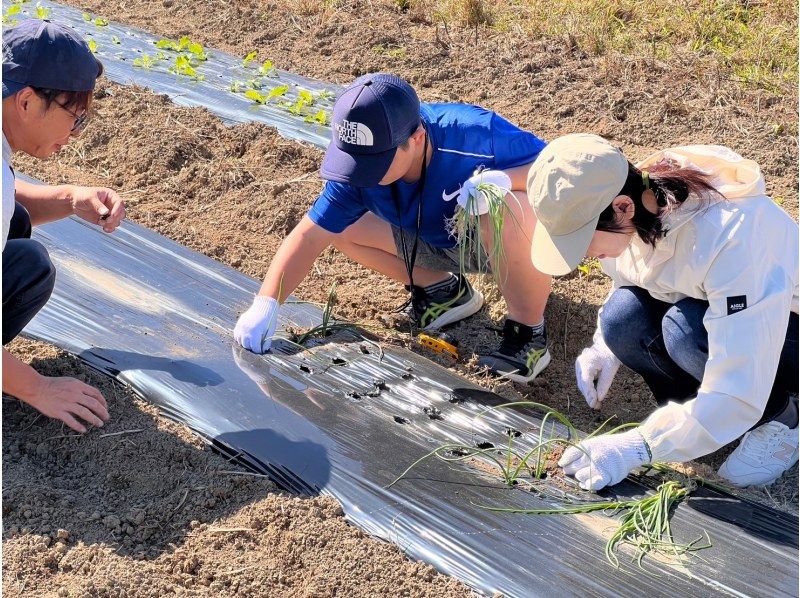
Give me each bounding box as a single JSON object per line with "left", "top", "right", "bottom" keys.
{"left": 320, "top": 73, "right": 421, "bottom": 188}
{"left": 2, "top": 19, "right": 102, "bottom": 99}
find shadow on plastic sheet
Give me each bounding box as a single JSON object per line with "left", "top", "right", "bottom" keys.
{"left": 83, "top": 347, "right": 225, "bottom": 387}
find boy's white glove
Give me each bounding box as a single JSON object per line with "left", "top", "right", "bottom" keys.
{"left": 575, "top": 338, "right": 621, "bottom": 409}
{"left": 558, "top": 429, "right": 651, "bottom": 491}
{"left": 234, "top": 296, "right": 279, "bottom": 354}
{"left": 450, "top": 169, "right": 512, "bottom": 216}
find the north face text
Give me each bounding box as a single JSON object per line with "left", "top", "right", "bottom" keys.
{"left": 335, "top": 120, "right": 374, "bottom": 146}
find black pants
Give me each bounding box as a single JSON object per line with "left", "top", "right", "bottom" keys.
{"left": 2, "top": 202, "right": 56, "bottom": 345}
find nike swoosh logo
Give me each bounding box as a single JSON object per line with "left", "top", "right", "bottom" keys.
{"left": 442, "top": 187, "right": 461, "bottom": 201}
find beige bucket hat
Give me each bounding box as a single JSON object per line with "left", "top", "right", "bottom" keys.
{"left": 527, "top": 133, "right": 629, "bottom": 276}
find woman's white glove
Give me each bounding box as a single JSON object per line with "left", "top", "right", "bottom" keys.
{"left": 558, "top": 429, "right": 651, "bottom": 491}
{"left": 450, "top": 169, "right": 512, "bottom": 216}
{"left": 575, "top": 338, "right": 621, "bottom": 409}
{"left": 234, "top": 296, "right": 279, "bottom": 354}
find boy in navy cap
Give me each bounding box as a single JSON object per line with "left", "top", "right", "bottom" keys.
{"left": 235, "top": 73, "right": 554, "bottom": 383}
{"left": 3, "top": 19, "right": 126, "bottom": 432}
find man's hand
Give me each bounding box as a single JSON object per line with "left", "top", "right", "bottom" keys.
{"left": 234, "top": 296, "right": 279, "bottom": 354}
{"left": 68, "top": 185, "right": 126, "bottom": 232}
{"left": 558, "top": 429, "right": 651, "bottom": 491}
{"left": 24, "top": 376, "right": 110, "bottom": 433}
{"left": 575, "top": 340, "right": 621, "bottom": 409}
{"left": 450, "top": 169, "right": 512, "bottom": 216}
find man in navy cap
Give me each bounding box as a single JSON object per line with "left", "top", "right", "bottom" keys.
{"left": 235, "top": 73, "right": 553, "bottom": 382}
{"left": 3, "top": 19, "right": 126, "bottom": 432}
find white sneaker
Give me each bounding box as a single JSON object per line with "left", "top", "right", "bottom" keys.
{"left": 718, "top": 421, "right": 799, "bottom": 487}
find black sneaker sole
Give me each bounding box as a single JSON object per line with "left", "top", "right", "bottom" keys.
{"left": 422, "top": 289, "right": 484, "bottom": 331}
{"left": 481, "top": 349, "right": 552, "bottom": 384}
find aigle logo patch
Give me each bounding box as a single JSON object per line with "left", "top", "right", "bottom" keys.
{"left": 726, "top": 295, "right": 747, "bottom": 315}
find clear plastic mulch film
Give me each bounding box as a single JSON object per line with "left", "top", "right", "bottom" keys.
{"left": 4, "top": 4, "right": 798, "bottom": 597}
{"left": 23, "top": 200, "right": 798, "bottom": 597}
{"left": 3, "top": 0, "right": 339, "bottom": 148}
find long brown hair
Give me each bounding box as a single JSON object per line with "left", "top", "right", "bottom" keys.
{"left": 596, "top": 159, "right": 722, "bottom": 246}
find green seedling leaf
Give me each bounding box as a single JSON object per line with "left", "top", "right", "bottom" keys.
{"left": 287, "top": 100, "right": 306, "bottom": 116}
{"left": 168, "top": 54, "right": 204, "bottom": 80}
{"left": 244, "top": 89, "right": 267, "bottom": 104}
{"left": 155, "top": 39, "right": 176, "bottom": 50}
{"left": 230, "top": 81, "right": 244, "bottom": 93}
{"left": 82, "top": 11, "right": 91, "bottom": 20}
{"left": 267, "top": 85, "right": 289, "bottom": 100}
{"left": 34, "top": 3, "right": 50, "bottom": 19}
{"left": 173, "top": 54, "right": 191, "bottom": 71}
{"left": 258, "top": 59, "right": 276, "bottom": 76}
{"left": 156, "top": 50, "right": 169, "bottom": 60}
{"left": 313, "top": 110, "right": 329, "bottom": 125}
{"left": 305, "top": 110, "right": 330, "bottom": 126}
{"left": 88, "top": 39, "right": 98, "bottom": 53}
{"left": 187, "top": 42, "right": 208, "bottom": 60}
{"left": 111, "top": 35, "right": 121, "bottom": 45}
{"left": 132, "top": 54, "right": 156, "bottom": 69}
{"left": 177, "top": 35, "right": 191, "bottom": 50}
{"left": 6, "top": 4, "right": 21, "bottom": 15}
{"left": 297, "top": 89, "right": 314, "bottom": 105}
{"left": 316, "top": 90, "right": 335, "bottom": 102}
{"left": 242, "top": 50, "right": 258, "bottom": 67}
{"left": 247, "top": 78, "right": 263, "bottom": 90}
{"left": 94, "top": 17, "right": 108, "bottom": 26}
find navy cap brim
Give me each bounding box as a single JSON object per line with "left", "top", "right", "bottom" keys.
{"left": 2, "top": 80, "right": 26, "bottom": 99}
{"left": 320, "top": 141, "right": 397, "bottom": 188}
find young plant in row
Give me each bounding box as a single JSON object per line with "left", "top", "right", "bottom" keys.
{"left": 155, "top": 35, "right": 208, "bottom": 61}
{"left": 33, "top": 2, "right": 49, "bottom": 19}
{"left": 244, "top": 85, "right": 289, "bottom": 105}
{"left": 3, "top": 4, "right": 21, "bottom": 25}
{"left": 132, "top": 53, "right": 159, "bottom": 69}
{"left": 169, "top": 55, "right": 205, "bottom": 81}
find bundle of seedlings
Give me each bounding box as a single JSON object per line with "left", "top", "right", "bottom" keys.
{"left": 445, "top": 169, "right": 526, "bottom": 286}
{"left": 480, "top": 480, "right": 711, "bottom": 569}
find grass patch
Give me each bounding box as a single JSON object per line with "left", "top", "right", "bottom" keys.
{"left": 418, "top": 0, "right": 797, "bottom": 93}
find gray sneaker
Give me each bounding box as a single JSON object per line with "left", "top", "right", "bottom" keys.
{"left": 400, "top": 274, "right": 484, "bottom": 330}
{"left": 478, "top": 319, "right": 551, "bottom": 383}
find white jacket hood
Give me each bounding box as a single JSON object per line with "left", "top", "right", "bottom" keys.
{"left": 638, "top": 144, "right": 765, "bottom": 201}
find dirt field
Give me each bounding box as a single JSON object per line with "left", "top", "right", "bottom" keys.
{"left": 3, "top": 0, "right": 798, "bottom": 595}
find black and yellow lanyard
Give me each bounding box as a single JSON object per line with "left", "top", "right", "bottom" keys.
{"left": 391, "top": 130, "right": 429, "bottom": 292}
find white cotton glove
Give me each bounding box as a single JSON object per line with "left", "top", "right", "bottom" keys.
{"left": 451, "top": 169, "right": 512, "bottom": 216}
{"left": 558, "top": 429, "right": 652, "bottom": 491}
{"left": 234, "top": 296, "right": 279, "bottom": 354}
{"left": 575, "top": 339, "right": 621, "bottom": 409}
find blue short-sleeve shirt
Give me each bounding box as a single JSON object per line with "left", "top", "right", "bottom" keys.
{"left": 308, "top": 103, "right": 546, "bottom": 248}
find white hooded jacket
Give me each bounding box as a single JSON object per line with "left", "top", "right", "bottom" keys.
{"left": 597, "top": 145, "right": 799, "bottom": 463}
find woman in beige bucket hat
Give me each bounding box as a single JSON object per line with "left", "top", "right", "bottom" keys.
{"left": 527, "top": 133, "right": 798, "bottom": 491}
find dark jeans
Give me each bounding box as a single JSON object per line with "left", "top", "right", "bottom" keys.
{"left": 600, "top": 286, "right": 799, "bottom": 426}
{"left": 2, "top": 202, "right": 56, "bottom": 345}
